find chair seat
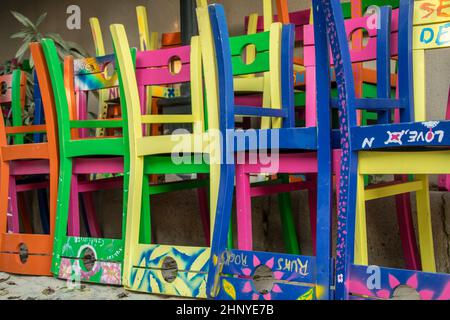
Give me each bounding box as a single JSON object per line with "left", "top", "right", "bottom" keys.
{"left": 73, "top": 157, "right": 124, "bottom": 174}
{"left": 1, "top": 143, "right": 50, "bottom": 161}
{"left": 351, "top": 120, "right": 450, "bottom": 151}
{"left": 10, "top": 159, "right": 50, "bottom": 175}
{"left": 66, "top": 137, "right": 124, "bottom": 157}
{"left": 233, "top": 127, "right": 318, "bottom": 152}
{"left": 136, "top": 133, "right": 213, "bottom": 156}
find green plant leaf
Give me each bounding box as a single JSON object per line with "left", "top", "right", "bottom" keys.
{"left": 35, "top": 12, "right": 47, "bottom": 27}
{"left": 11, "top": 11, "right": 36, "bottom": 30}
{"left": 46, "top": 32, "right": 71, "bottom": 51}
{"left": 10, "top": 30, "right": 31, "bottom": 39}
{"left": 15, "top": 40, "right": 30, "bottom": 61}
{"left": 28, "top": 52, "right": 34, "bottom": 69}
{"left": 65, "top": 40, "right": 89, "bottom": 57}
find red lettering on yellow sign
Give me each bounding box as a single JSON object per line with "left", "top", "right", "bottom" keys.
{"left": 420, "top": 0, "right": 450, "bottom": 19}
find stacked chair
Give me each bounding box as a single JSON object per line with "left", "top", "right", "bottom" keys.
{"left": 111, "top": 23, "right": 217, "bottom": 297}
{"left": 0, "top": 44, "right": 59, "bottom": 275}
{"left": 42, "top": 44, "right": 126, "bottom": 285}
{"left": 0, "top": 0, "right": 449, "bottom": 301}
{"left": 199, "top": 4, "right": 333, "bottom": 300}
{"left": 314, "top": 0, "right": 450, "bottom": 299}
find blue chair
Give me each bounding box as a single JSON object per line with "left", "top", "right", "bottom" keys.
{"left": 200, "top": 4, "right": 334, "bottom": 300}
{"left": 313, "top": 0, "right": 450, "bottom": 300}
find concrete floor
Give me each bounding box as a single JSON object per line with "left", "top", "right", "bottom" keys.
{"left": 0, "top": 272, "right": 185, "bottom": 300}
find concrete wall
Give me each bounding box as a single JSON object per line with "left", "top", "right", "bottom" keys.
{"left": 1, "top": 0, "right": 448, "bottom": 117}
{"left": 0, "top": 0, "right": 309, "bottom": 63}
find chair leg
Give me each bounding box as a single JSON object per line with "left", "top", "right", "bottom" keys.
{"left": 333, "top": 150, "right": 342, "bottom": 212}
{"left": 18, "top": 192, "right": 33, "bottom": 234}
{"left": 51, "top": 159, "right": 73, "bottom": 274}
{"left": 68, "top": 174, "right": 80, "bottom": 236}
{"left": 354, "top": 173, "right": 368, "bottom": 265}
{"left": 0, "top": 162, "right": 9, "bottom": 258}
{"left": 277, "top": 174, "right": 300, "bottom": 255}
{"left": 140, "top": 174, "right": 151, "bottom": 244}
{"left": 305, "top": 173, "right": 317, "bottom": 255}
{"left": 394, "top": 175, "right": 421, "bottom": 270}
{"left": 8, "top": 176, "right": 20, "bottom": 233}
{"left": 415, "top": 174, "right": 436, "bottom": 272}
{"left": 37, "top": 188, "right": 50, "bottom": 234}
{"left": 227, "top": 215, "right": 234, "bottom": 249}
{"left": 81, "top": 192, "right": 102, "bottom": 238}
{"left": 236, "top": 165, "right": 252, "bottom": 250}
{"left": 122, "top": 156, "right": 144, "bottom": 288}
{"left": 197, "top": 173, "right": 210, "bottom": 246}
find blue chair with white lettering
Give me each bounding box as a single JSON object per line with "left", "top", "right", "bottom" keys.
{"left": 198, "top": 3, "right": 334, "bottom": 300}
{"left": 313, "top": 0, "right": 450, "bottom": 300}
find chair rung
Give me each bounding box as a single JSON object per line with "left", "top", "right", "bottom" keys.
{"left": 141, "top": 115, "right": 195, "bottom": 124}
{"left": 331, "top": 98, "right": 404, "bottom": 110}
{"left": 70, "top": 119, "right": 123, "bottom": 129}
{"left": 355, "top": 98, "right": 404, "bottom": 110}
{"left": 5, "top": 125, "right": 46, "bottom": 134}
{"left": 364, "top": 180, "right": 423, "bottom": 201}
{"left": 234, "top": 105, "right": 287, "bottom": 118}
{"left": 251, "top": 181, "right": 312, "bottom": 197}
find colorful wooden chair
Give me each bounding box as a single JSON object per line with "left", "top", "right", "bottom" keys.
{"left": 111, "top": 23, "right": 219, "bottom": 297}
{"left": 0, "top": 43, "right": 59, "bottom": 275}
{"left": 42, "top": 40, "right": 126, "bottom": 285}
{"left": 314, "top": 0, "right": 450, "bottom": 300}
{"left": 201, "top": 4, "right": 333, "bottom": 300}
{"left": 304, "top": 6, "right": 421, "bottom": 270}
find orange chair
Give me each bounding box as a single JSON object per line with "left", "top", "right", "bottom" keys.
{"left": 0, "top": 43, "right": 59, "bottom": 275}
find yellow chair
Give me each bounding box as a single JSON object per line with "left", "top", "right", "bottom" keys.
{"left": 110, "top": 24, "right": 221, "bottom": 298}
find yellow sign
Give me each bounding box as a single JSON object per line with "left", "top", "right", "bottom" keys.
{"left": 413, "top": 22, "right": 450, "bottom": 49}
{"left": 414, "top": 0, "right": 450, "bottom": 26}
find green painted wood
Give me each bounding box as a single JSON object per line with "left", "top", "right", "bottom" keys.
{"left": 148, "top": 178, "right": 209, "bottom": 195}
{"left": 66, "top": 139, "right": 124, "bottom": 157}
{"left": 140, "top": 174, "right": 151, "bottom": 244}
{"left": 230, "top": 31, "right": 270, "bottom": 76}
{"left": 231, "top": 52, "right": 270, "bottom": 76}
{"left": 143, "top": 155, "right": 210, "bottom": 174}
{"left": 278, "top": 174, "right": 300, "bottom": 255}
{"left": 41, "top": 38, "right": 130, "bottom": 281}
{"left": 229, "top": 31, "right": 270, "bottom": 55}
{"left": 11, "top": 70, "right": 24, "bottom": 144}
{"left": 70, "top": 119, "right": 123, "bottom": 129}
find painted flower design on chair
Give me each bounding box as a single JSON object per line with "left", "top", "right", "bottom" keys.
{"left": 100, "top": 262, "right": 121, "bottom": 285}
{"left": 58, "top": 258, "right": 72, "bottom": 279}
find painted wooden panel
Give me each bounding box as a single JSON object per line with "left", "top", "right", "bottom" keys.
{"left": 414, "top": 0, "right": 450, "bottom": 25}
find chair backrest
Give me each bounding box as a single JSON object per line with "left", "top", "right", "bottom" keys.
{"left": 246, "top": 1, "right": 310, "bottom": 42}
{"left": 0, "top": 44, "right": 59, "bottom": 155}
{"left": 136, "top": 6, "right": 159, "bottom": 51}
{"left": 65, "top": 54, "right": 120, "bottom": 139}
{"left": 111, "top": 25, "right": 206, "bottom": 141}
{"left": 312, "top": 0, "right": 413, "bottom": 129}
{"left": 134, "top": 40, "right": 206, "bottom": 136}
{"left": 0, "top": 71, "right": 26, "bottom": 145}
{"left": 0, "top": 45, "right": 58, "bottom": 151}
{"left": 412, "top": 0, "right": 450, "bottom": 121}
{"left": 210, "top": 8, "right": 295, "bottom": 131}
{"left": 304, "top": 7, "right": 401, "bottom": 126}
{"left": 41, "top": 38, "right": 124, "bottom": 155}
